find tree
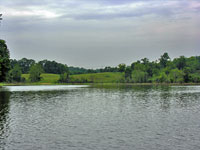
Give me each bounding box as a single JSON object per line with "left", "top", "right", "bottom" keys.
{"left": 10, "top": 59, "right": 18, "bottom": 69}
{"left": 159, "top": 52, "right": 170, "bottom": 68}
{"left": 169, "top": 69, "right": 184, "bottom": 83}
{"left": 151, "top": 71, "right": 169, "bottom": 83}
{"left": 68, "top": 66, "right": 88, "bottom": 74}
{"left": 132, "top": 70, "right": 148, "bottom": 83}
{"left": 118, "top": 64, "right": 126, "bottom": 72}
{"left": 174, "top": 56, "right": 186, "bottom": 70}
{"left": 7, "top": 64, "right": 23, "bottom": 82}
{"left": 0, "top": 40, "right": 10, "bottom": 82}
{"left": 39, "top": 60, "right": 68, "bottom": 74}
{"left": 141, "top": 58, "right": 149, "bottom": 65}
{"left": 18, "top": 58, "right": 35, "bottom": 73}
{"left": 133, "top": 63, "right": 146, "bottom": 72}
{"left": 189, "top": 73, "right": 200, "bottom": 83}
{"left": 58, "top": 72, "right": 70, "bottom": 83}
{"left": 183, "top": 67, "right": 190, "bottom": 83}
{"left": 29, "top": 64, "right": 44, "bottom": 82}
{"left": 125, "top": 66, "right": 132, "bottom": 81}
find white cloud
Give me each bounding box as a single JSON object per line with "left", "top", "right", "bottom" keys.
{"left": 0, "top": 6, "right": 60, "bottom": 19}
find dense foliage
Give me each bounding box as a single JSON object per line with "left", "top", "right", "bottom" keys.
{"left": 0, "top": 40, "right": 10, "bottom": 82}
{"left": 38, "top": 60, "right": 68, "bottom": 74}
{"left": 29, "top": 64, "right": 44, "bottom": 82}
{"left": 10, "top": 58, "right": 35, "bottom": 74}
{"left": 66, "top": 53, "right": 200, "bottom": 83}
{"left": 68, "top": 66, "right": 118, "bottom": 74}
{"left": 7, "top": 64, "right": 24, "bottom": 82}
{"left": 127, "top": 53, "right": 200, "bottom": 83}
{"left": 6, "top": 52, "right": 200, "bottom": 83}
{"left": 10, "top": 58, "right": 119, "bottom": 75}
{"left": 11, "top": 58, "right": 68, "bottom": 74}
{"left": 58, "top": 72, "right": 70, "bottom": 83}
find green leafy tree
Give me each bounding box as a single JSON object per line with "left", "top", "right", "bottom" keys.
{"left": 125, "top": 66, "right": 132, "bottom": 81}
{"left": 183, "top": 67, "right": 190, "bottom": 83}
{"left": 159, "top": 52, "right": 170, "bottom": 68}
{"left": 151, "top": 72, "right": 169, "bottom": 83}
{"left": 118, "top": 63, "right": 126, "bottom": 72}
{"left": 39, "top": 60, "right": 68, "bottom": 74}
{"left": 169, "top": 69, "right": 184, "bottom": 83}
{"left": 7, "top": 64, "right": 23, "bottom": 82}
{"left": 29, "top": 64, "right": 44, "bottom": 82}
{"left": 174, "top": 56, "right": 186, "bottom": 70}
{"left": 0, "top": 40, "right": 10, "bottom": 82}
{"left": 18, "top": 58, "right": 35, "bottom": 73}
{"left": 141, "top": 58, "right": 149, "bottom": 65}
{"left": 58, "top": 72, "right": 70, "bottom": 83}
{"left": 132, "top": 70, "right": 148, "bottom": 83}
{"left": 184, "top": 56, "right": 198, "bottom": 73}
{"left": 189, "top": 73, "right": 200, "bottom": 83}
{"left": 10, "top": 59, "right": 18, "bottom": 69}
{"left": 133, "top": 63, "right": 146, "bottom": 72}
{"left": 131, "top": 62, "right": 136, "bottom": 70}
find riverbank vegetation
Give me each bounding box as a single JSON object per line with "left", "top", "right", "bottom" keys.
{"left": 1, "top": 39, "right": 200, "bottom": 85}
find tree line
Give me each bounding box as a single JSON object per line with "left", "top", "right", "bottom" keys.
{"left": 121, "top": 53, "right": 200, "bottom": 83}
{"left": 1, "top": 39, "right": 200, "bottom": 83}
{"left": 9, "top": 58, "right": 69, "bottom": 82}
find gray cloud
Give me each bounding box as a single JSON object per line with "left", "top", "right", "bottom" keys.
{"left": 2, "top": 0, "right": 200, "bottom": 21}
{"left": 0, "top": 0, "right": 200, "bottom": 68}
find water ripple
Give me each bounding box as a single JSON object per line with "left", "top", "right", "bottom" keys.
{"left": 0, "top": 85, "right": 200, "bottom": 150}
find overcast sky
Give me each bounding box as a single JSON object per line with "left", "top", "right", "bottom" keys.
{"left": 0, "top": 0, "right": 200, "bottom": 68}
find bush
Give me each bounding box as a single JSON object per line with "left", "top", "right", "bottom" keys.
{"left": 169, "top": 69, "right": 184, "bottom": 83}
{"left": 189, "top": 73, "right": 200, "bottom": 83}
{"left": 58, "top": 72, "right": 70, "bottom": 83}
{"left": 29, "top": 64, "right": 44, "bottom": 82}
{"left": 132, "top": 70, "right": 148, "bottom": 83}
{"left": 7, "top": 65, "right": 23, "bottom": 82}
{"left": 150, "top": 72, "right": 170, "bottom": 83}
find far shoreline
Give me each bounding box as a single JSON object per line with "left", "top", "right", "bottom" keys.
{"left": 1, "top": 82, "right": 200, "bottom": 87}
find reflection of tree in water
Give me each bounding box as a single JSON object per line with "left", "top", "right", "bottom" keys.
{"left": 129, "top": 85, "right": 172, "bottom": 111}
{"left": 0, "top": 91, "right": 11, "bottom": 148}
{"left": 159, "top": 88, "right": 171, "bottom": 111}
{"left": 94, "top": 85, "right": 174, "bottom": 111}
{"left": 175, "top": 92, "right": 199, "bottom": 108}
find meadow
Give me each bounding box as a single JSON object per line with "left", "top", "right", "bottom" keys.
{"left": 21, "top": 72, "right": 124, "bottom": 84}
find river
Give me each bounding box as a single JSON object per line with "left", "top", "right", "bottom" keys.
{"left": 0, "top": 85, "right": 200, "bottom": 150}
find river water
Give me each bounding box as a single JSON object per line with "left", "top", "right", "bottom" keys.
{"left": 0, "top": 85, "right": 200, "bottom": 150}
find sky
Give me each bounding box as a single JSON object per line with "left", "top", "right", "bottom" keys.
{"left": 0, "top": 0, "right": 200, "bottom": 68}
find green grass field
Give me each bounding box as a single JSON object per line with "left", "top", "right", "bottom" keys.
{"left": 1, "top": 72, "right": 199, "bottom": 86}
{"left": 22, "top": 73, "right": 60, "bottom": 84}
{"left": 70, "top": 72, "right": 124, "bottom": 83}
{"left": 21, "top": 72, "right": 124, "bottom": 84}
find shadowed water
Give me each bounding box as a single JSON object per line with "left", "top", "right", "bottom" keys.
{"left": 0, "top": 85, "right": 200, "bottom": 150}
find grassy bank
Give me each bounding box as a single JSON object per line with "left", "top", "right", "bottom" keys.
{"left": 22, "top": 73, "right": 60, "bottom": 83}
{"left": 22, "top": 72, "right": 124, "bottom": 84}
{"left": 70, "top": 72, "right": 124, "bottom": 83}
{"left": 1, "top": 72, "right": 200, "bottom": 86}
{"left": 1, "top": 82, "right": 200, "bottom": 87}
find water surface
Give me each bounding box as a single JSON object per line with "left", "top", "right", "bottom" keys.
{"left": 0, "top": 85, "right": 200, "bottom": 150}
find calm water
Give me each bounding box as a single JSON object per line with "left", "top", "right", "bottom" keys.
{"left": 0, "top": 85, "right": 200, "bottom": 150}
